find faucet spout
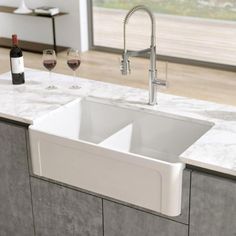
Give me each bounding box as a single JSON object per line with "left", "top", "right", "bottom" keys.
{"left": 123, "top": 5, "right": 156, "bottom": 53}
{"left": 121, "top": 5, "right": 166, "bottom": 106}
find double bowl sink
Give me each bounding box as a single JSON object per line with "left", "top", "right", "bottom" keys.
{"left": 29, "top": 97, "right": 213, "bottom": 216}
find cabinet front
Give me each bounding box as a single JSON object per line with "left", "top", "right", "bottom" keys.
{"left": 0, "top": 121, "right": 34, "bottom": 236}
{"left": 190, "top": 171, "right": 236, "bottom": 236}
{"left": 103, "top": 200, "right": 188, "bottom": 236}
{"left": 31, "top": 177, "right": 103, "bottom": 236}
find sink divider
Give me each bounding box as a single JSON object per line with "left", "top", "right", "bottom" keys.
{"left": 99, "top": 123, "right": 134, "bottom": 152}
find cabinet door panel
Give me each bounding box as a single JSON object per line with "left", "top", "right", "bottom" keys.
{"left": 103, "top": 200, "right": 188, "bottom": 236}
{"left": 0, "top": 122, "right": 34, "bottom": 236}
{"left": 190, "top": 171, "right": 236, "bottom": 236}
{"left": 31, "top": 177, "right": 103, "bottom": 236}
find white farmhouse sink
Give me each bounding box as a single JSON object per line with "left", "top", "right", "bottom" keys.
{"left": 29, "top": 98, "right": 213, "bottom": 216}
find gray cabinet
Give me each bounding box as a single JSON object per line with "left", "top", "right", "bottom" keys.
{"left": 0, "top": 121, "right": 34, "bottom": 236}
{"left": 31, "top": 177, "right": 103, "bottom": 236}
{"left": 190, "top": 171, "right": 236, "bottom": 236}
{"left": 103, "top": 200, "right": 188, "bottom": 236}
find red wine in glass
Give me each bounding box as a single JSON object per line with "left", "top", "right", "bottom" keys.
{"left": 67, "top": 49, "right": 81, "bottom": 89}
{"left": 43, "top": 59, "right": 57, "bottom": 71}
{"left": 42, "top": 49, "right": 57, "bottom": 89}
{"left": 67, "top": 59, "right": 81, "bottom": 71}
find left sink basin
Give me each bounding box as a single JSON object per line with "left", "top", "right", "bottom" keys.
{"left": 30, "top": 98, "right": 134, "bottom": 144}
{"left": 29, "top": 97, "right": 212, "bottom": 216}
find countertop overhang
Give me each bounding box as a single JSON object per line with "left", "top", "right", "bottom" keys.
{"left": 0, "top": 68, "right": 235, "bottom": 176}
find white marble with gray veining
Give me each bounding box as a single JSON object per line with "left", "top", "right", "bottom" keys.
{"left": 0, "top": 68, "right": 236, "bottom": 176}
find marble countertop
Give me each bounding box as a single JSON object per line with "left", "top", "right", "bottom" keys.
{"left": 0, "top": 68, "right": 236, "bottom": 176}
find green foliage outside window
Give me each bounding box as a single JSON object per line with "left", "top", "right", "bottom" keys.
{"left": 93, "top": 0, "right": 236, "bottom": 21}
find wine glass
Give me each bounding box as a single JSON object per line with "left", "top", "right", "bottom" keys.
{"left": 67, "top": 48, "right": 81, "bottom": 89}
{"left": 42, "top": 49, "right": 57, "bottom": 89}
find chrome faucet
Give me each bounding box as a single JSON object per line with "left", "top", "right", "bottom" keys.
{"left": 120, "top": 5, "right": 166, "bottom": 105}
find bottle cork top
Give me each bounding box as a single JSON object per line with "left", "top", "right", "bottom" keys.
{"left": 12, "top": 34, "right": 18, "bottom": 46}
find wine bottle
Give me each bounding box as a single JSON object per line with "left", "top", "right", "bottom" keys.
{"left": 10, "top": 34, "right": 25, "bottom": 84}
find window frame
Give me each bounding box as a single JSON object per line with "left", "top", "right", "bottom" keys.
{"left": 87, "top": 0, "right": 236, "bottom": 72}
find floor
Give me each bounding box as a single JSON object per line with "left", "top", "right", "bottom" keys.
{"left": 93, "top": 7, "right": 236, "bottom": 66}
{"left": 1, "top": 47, "right": 236, "bottom": 106}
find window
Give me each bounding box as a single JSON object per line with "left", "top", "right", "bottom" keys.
{"left": 90, "top": 0, "right": 236, "bottom": 67}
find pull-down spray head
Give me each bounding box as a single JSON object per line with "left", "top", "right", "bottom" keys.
{"left": 120, "top": 53, "right": 131, "bottom": 75}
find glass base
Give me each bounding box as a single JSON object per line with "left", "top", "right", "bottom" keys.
{"left": 70, "top": 85, "right": 81, "bottom": 89}
{"left": 46, "top": 85, "right": 57, "bottom": 90}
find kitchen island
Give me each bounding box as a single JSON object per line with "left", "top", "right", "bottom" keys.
{"left": 0, "top": 68, "right": 235, "bottom": 236}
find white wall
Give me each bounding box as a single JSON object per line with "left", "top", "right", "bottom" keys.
{"left": 0, "top": 0, "right": 89, "bottom": 51}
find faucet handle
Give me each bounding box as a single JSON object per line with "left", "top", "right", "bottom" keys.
{"left": 153, "top": 79, "right": 168, "bottom": 87}
{"left": 120, "top": 55, "right": 131, "bottom": 75}
{"left": 153, "top": 62, "right": 169, "bottom": 88}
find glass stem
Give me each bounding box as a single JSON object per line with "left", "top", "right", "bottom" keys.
{"left": 49, "top": 70, "right": 52, "bottom": 87}
{"left": 73, "top": 70, "right": 76, "bottom": 87}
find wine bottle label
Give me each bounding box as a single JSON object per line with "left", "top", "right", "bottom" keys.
{"left": 11, "top": 57, "right": 24, "bottom": 74}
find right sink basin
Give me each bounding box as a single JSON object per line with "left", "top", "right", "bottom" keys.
{"left": 100, "top": 108, "right": 211, "bottom": 163}
{"left": 29, "top": 97, "right": 213, "bottom": 216}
